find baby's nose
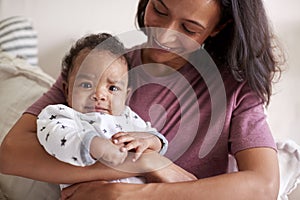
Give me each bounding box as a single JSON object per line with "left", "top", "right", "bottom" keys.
{"left": 91, "top": 88, "right": 107, "bottom": 101}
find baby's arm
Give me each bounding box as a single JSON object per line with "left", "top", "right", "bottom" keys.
{"left": 37, "top": 104, "right": 127, "bottom": 167}
{"left": 111, "top": 107, "right": 168, "bottom": 161}
{"left": 89, "top": 136, "right": 127, "bottom": 166}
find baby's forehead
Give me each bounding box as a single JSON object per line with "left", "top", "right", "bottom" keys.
{"left": 74, "top": 51, "right": 129, "bottom": 81}
{"left": 74, "top": 49, "right": 128, "bottom": 70}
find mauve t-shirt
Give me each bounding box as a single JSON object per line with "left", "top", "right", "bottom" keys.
{"left": 26, "top": 47, "right": 276, "bottom": 179}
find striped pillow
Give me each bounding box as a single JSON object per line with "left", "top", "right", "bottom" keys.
{"left": 0, "top": 16, "right": 38, "bottom": 66}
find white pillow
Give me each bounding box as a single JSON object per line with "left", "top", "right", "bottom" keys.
{"left": 277, "top": 140, "right": 300, "bottom": 200}
{"left": 0, "top": 52, "right": 53, "bottom": 143}
{"left": 0, "top": 16, "right": 38, "bottom": 66}
{"left": 0, "top": 52, "right": 60, "bottom": 200}
{"left": 228, "top": 140, "right": 300, "bottom": 200}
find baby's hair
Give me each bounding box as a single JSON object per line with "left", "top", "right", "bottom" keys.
{"left": 61, "top": 33, "right": 129, "bottom": 82}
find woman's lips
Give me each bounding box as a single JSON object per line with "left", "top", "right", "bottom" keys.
{"left": 153, "top": 38, "right": 171, "bottom": 51}
{"left": 151, "top": 37, "right": 183, "bottom": 55}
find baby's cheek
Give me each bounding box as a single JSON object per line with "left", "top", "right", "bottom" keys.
{"left": 112, "top": 100, "right": 126, "bottom": 115}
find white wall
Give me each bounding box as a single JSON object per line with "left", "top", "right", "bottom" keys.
{"left": 0, "top": 0, "right": 140, "bottom": 78}
{"left": 263, "top": 0, "right": 300, "bottom": 144}
{"left": 1, "top": 0, "right": 299, "bottom": 144}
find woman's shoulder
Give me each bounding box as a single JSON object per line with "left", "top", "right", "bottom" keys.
{"left": 208, "top": 64, "right": 263, "bottom": 110}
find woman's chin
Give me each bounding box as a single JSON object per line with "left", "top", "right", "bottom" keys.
{"left": 145, "top": 48, "right": 182, "bottom": 64}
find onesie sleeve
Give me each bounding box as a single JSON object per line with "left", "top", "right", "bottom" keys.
{"left": 37, "top": 104, "right": 98, "bottom": 166}
{"left": 146, "top": 127, "right": 169, "bottom": 155}
{"left": 126, "top": 107, "right": 168, "bottom": 155}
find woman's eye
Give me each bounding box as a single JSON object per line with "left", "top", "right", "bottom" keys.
{"left": 79, "top": 82, "right": 92, "bottom": 88}
{"left": 109, "top": 85, "right": 120, "bottom": 92}
{"left": 153, "top": 5, "right": 167, "bottom": 16}
{"left": 182, "top": 24, "right": 196, "bottom": 35}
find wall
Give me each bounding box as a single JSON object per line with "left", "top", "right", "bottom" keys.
{"left": 263, "top": 0, "right": 300, "bottom": 144}
{"left": 0, "top": 0, "right": 140, "bottom": 78}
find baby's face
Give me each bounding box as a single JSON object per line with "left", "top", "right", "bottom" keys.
{"left": 67, "top": 49, "right": 129, "bottom": 115}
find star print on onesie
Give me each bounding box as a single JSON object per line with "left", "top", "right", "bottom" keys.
{"left": 37, "top": 104, "right": 168, "bottom": 174}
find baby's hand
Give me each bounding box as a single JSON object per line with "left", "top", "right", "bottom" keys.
{"left": 90, "top": 137, "right": 128, "bottom": 166}
{"left": 112, "top": 132, "right": 162, "bottom": 162}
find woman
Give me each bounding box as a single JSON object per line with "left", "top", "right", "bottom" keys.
{"left": 0, "top": 0, "right": 282, "bottom": 199}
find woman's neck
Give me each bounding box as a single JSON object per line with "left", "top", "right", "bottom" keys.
{"left": 141, "top": 49, "right": 189, "bottom": 77}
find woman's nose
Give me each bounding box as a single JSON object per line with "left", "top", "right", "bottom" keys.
{"left": 157, "top": 23, "right": 179, "bottom": 43}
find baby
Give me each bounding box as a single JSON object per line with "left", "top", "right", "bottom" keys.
{"left": 37, "top": 33, "right": 168, "bottom": 187}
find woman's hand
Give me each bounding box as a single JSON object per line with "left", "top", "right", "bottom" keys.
{"left": 61, "top": 181, "right": 107, "bottom": 200}
{"left": 61, "top": 181, "right": 143, "bottom": 200}
{"left": 60, "top": 165, "right": 197, "bottom": 200}
{"left": 145, "top": 162, "right": 197, "bottom": 183}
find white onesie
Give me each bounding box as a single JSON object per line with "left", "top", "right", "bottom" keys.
{"left": 37, "top": 104, "right": 168, "bottom": 187}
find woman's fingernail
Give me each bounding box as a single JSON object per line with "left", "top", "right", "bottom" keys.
{"left": 113, "top": 139, "right": 118, "bottom": 144}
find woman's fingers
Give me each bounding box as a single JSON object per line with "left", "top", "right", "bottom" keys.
{"left": 60, "top": 183, "right": 81, "bottom": 200}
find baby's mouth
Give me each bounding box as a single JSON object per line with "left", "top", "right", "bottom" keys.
{"left": 94, "top": 106, "right": 110, "bottom": 114}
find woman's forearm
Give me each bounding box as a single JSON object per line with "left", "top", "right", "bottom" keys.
{"left": 61, "top": 170, "right": 277, "bottom": 200}
{"left": 141, "top": 170, "right": 277, "bottom": 200}
{"left": 0, "top": 114, "right": 141, "bottom": 184}
{"left": 123, "top": 148, "right": 279, "bottom": 200}
{"left": 61, "top": 147, "right": 279, "bottom": 200}
{"left": 0, "top": 114, "right": 92, "bottom": 183}
{"left": 0, "top": 114, "right": 190, "bottom": 184}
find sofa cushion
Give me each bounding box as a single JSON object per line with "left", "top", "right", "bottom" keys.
{"left": 0, "top": 52, "right": 60, "bottom": 200}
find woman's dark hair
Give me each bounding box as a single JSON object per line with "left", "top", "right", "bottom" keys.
{"left": 136, "top": 0, "right": 284, "bottom": 105}
{"left": 62, "top": 33, "right": 129, "bottom": 82}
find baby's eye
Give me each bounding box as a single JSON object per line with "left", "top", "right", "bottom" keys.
{"left": 79, "top": 82, "right": 92, "bottom": 88}
{"left": 109, "top": 85, "right": 120, "bottom": 92}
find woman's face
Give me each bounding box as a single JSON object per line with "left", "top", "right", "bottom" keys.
{"left": 143, "top": 0, "right": 221, "bottom": 65}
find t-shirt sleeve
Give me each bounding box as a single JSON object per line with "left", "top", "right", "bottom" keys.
{"left": 229, "top": 82, "right": 276, "bottom": 155}
{"left": 25, "top": 73, "right": 67, "bottom": 116}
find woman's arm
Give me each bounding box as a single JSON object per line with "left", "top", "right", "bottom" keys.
{"left": 61, "top": 147, "right": 279, "bottom": 200}
{"left": 0, "top": 114, "right": 195, "bottom": 184}
{"left": 0, "top": 114, "right": 100, "bottom": 183}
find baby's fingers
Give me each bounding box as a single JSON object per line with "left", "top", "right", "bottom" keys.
{"left": 124, "top": 142, "right": 147, "bottom": 162}
{"left": 112, "top": 132, "right": 127, "bottom": 140}
{"left": 132, "top": 146, "right": 146, "bottom": 162}
{"left": 113, "top": 134, "right": 134, "bottom": 145}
